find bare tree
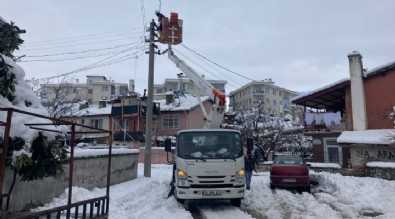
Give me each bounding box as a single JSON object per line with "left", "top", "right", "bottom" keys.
{"left": 230, "top": 101, "right": 307, "bottom": 162}
{"left": 26, "top": 75, "right": 83, "bottom": 120}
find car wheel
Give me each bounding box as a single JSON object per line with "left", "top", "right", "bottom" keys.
{"left": 230, "top": 198, "right": 241, "bottom": 207}
{"left": 270, "top": 183, "right": 275, "bottom": 190}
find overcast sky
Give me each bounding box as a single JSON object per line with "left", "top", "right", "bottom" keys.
{"left": 2, "top": 0, "right": 395, "bottom": 94}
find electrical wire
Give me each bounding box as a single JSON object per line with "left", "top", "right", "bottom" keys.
{"left": 20, "top": 36, "right": 144, "bottom": 51}
{"left": 21, "top": 42, "right": 141, "bottom": 58}
{"left": 24, "top": 28, "right": 142, "bottom": 45}
{"left": 174, "top": 46, "right": 245, "bottom": 90}
{"left": 173, "top": 46, "right": 246, "bottom": 91}
{"left": 19, "top": 46, "right": 143, "bottom": 62}
{"left": 41, "top": 46, "right": 147, "bottom": 80}
{"left": 181, "top": 44, "right": 255, "bottom": 82}
{"left": 140, "top": 0, "right": 146, "bottom": 33}
{"left": 21, "top": 31, "right": 142, "bottom": 48}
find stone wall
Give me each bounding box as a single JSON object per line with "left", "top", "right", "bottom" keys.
{"left": 3, "top": 151, "right": 139, "bottom": 211}
{"left": 365, "top": 166, "right": 395, "bottom": 180}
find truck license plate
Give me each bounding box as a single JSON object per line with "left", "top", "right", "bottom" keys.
{"left": 202, "top": 190, "right": 222, "bottom": 196}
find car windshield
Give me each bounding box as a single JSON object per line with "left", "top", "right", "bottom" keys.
{"left": 177, "top": 131, "right": 243, "bottom": 159}
{"left": 274, "top": 155, "right": 304, "bottom": 165}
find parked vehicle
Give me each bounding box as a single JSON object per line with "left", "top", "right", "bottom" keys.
{"left": 270, "top": 155, "right": 310, "bottom": 192}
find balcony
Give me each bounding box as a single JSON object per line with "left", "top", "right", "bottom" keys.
{"left": 304, "top": 123, "right": 348, "bottom": 132}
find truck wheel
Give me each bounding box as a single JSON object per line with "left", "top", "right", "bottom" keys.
{"left": 176, "top": 197, "right": 184, "bottom": 204}
{"left": 230, "top": 198, "right": 241, "bottom": 207}
{"left": 175, "top": 192, "right": 184, "bottom": 204}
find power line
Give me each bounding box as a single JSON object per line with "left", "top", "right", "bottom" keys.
{"left": 181, "top": 44, "right": 255, "bottom": 82}
{"left": 41, "top": 46, "right": 147, "bottom": 80}
{"left": 24, "top": 28, "right": 142, "bottom": 44}
{"left": 20, "top": 36, "right": 144, "bottom": 51}
{"left": 140, "top": 0, "right": 146, "bottom": 33}
{"left": 21, "top": 31, "right": 143, "bottom": 48}
{"left": 19, "top": 46, "right": 145, "bottom": 62}
{"left": 22, "top": 42, "right": 140, "bottom": 58}
{"left": 174, "top": 46, "right": 245, "bottom": 90}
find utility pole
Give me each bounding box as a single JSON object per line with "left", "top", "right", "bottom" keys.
{"left": 144, "top": 20, "right": 156, "bottom": 177}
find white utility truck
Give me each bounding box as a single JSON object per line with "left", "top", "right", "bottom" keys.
{"left": 164, "top": 47, "right": 247, "bottom": 207}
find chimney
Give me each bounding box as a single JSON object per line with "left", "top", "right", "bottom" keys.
{"left": 129, "top": 79, "right": 135, "bottom": 92}
{"left": 115, "top": 85, "right": 120, "bottom": 97}
{"left": 177, "top": 73, "right": 183, "bottom": 91}
{"left": 166, "top": 93, "right": 174, "bottom": 105}
{"left": 348, "top": 51, "right": 367, "bottom": 131}
{"left": 99, "top": 100, "right": 107, "bottom": 109}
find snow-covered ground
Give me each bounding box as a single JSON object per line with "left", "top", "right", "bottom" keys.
{"left": 35, "top": 163, "right": 395, "bottom": 219}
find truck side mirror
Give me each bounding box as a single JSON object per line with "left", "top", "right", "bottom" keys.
{"left": 247, "top": 138, "right": 253, "bottom": 153}
{"left": 164, "top": 138, "right": 172, "bottom": 152}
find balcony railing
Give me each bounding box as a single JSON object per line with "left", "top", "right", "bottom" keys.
{"left": 304, "top": 123, "right": 348, "bottom": 132}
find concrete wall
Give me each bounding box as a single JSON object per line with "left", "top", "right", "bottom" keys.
{"left": 3, "top": 152, "right": 139, "bottom": 211}
{"left": 138, "top": 147, "right": 174, "bottom": 164}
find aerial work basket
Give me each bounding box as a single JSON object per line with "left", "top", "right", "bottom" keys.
{"left": 159, "top": 12, "right": 183, "bottom": 45}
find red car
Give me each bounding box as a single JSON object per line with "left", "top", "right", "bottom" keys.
{"left": 270, "top": 155, "right": 310, "bottom": 192}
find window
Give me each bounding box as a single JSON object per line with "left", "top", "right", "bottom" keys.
{"left": 324, "top": 138, "right": 343, "bottom": 166}
{"left": 102, "top": 86, "right": 108, "bottom": 91}
{"left": 90, "top": 119, "right": 103, "bottom": 129}
{"left": 273, "top": 100, "right": 276, "bottom": 105}
{"left": 157, "top": 89, "right": 162, "bottom": 94}
{"left": 163, "top": 115, "right": 179, "bottom": 129}
{"left": 114, "top": 119, "right": 129, "bottom": 131}
{"left": 265, "top": 88, "right": 269, "bottom": 93}
{"left": 273, "top": 90, "right": 276, "bottom": 95}
{"left": 279, "top": 91, "right": 282, "bottom": 97}
{"left": 88, "top": 89, "right": 93, "bottom": 94}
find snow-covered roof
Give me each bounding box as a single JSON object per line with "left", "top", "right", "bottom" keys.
{"left": 365, "top": 60, "right": 395, "bottom": 78}
{"left": 337, "top": 129, "right": 395, "bottom": 145}
{"left": 292, "top": 59, "right": 395, "bottom": 103}
{"left": 72, "top": 105, "right": 112, "bottom": 117}
{"left": 291, "top": 78, "right": 349, "bottom": 102}
{"left": 156, "top": 94, "right": 210, "bottom": 112}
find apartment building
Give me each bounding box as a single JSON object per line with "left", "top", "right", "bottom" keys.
{"left": 228, "top": 79, "right": 300, "bottom": 116}
{"left": 153, "top": 73, "right": 227, "bottom": 95}
{"left": 40, "top": 75, "right": 131, "bottom": 104}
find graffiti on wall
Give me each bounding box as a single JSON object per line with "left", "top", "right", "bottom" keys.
{"left": 352, "top": 148, "right": 395, "bottom": 167}
{"left": 72, "top": 161, "right": 108, "bottom": 184}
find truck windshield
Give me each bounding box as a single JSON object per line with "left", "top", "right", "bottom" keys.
{"left": 177, "top": 131, "right": 243, "bottom": 159}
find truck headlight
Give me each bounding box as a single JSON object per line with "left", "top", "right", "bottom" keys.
{"left": 235, "top": 169, "right": 245, "bottom": 185}
{"left": 177, "top": 169, "right": 189, "bottom": 187}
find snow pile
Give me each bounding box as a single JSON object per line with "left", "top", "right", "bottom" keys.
{"left": 32, "top": 164, "right": 395, "bottom": 219}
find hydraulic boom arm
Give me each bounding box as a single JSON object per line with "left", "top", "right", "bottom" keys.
{"left": 168, "top": 47, "right": 226, "bottom": 129}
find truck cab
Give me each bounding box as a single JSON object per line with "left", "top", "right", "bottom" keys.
{"left": 166, "top": 129, "right": 245, "bottom": 207}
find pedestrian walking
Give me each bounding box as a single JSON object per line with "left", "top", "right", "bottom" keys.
{"left": 245, "top": 152, "right": 257, "bottom": 190}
